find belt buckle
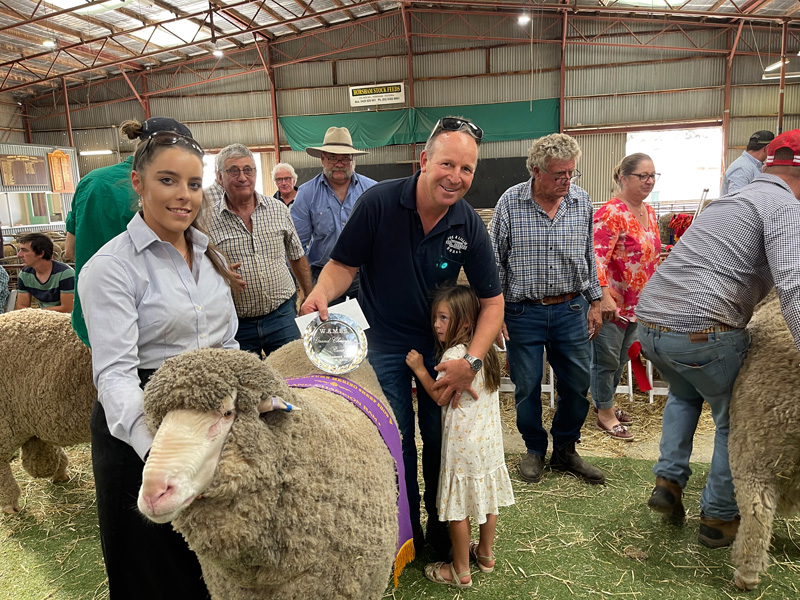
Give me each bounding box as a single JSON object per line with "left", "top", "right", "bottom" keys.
{"left": 540, "top": 296, "right": 554, "bottom": 306}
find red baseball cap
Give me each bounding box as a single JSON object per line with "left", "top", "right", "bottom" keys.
{"left": 765, "top": 129, "right": 800, "bottom": 166}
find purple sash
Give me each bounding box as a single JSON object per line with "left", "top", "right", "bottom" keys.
{"left": 285, "top": 375, "right": 414, "bottom": 585}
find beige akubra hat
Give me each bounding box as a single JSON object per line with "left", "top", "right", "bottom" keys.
{"left": 306, "top": 126, "right": 369, "bottom": 158}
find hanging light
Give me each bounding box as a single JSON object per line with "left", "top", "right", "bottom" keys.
{"left": 518, "top": 14, "right": 531, "bottom": 26}
{"left": 764, "top": 59, "right": 789, "bottom": 72}
{"left": 42, "top": 40, "right": 56, "bottom": 48}
{"left": 79, "top": 150, "right": 113, "bottom": 156}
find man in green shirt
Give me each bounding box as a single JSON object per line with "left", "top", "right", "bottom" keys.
{"left": 66, "top": 117, "right": 193, "bottom": 346}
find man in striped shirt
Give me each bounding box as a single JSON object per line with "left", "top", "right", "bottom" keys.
{"left": 636, "top": 129, "right": 800, "bottom": 549}
{"left": 204, "top": 143, "right": 313, "bottom": 357}
{"left": 15, "top": 232, "right": 74, "bottom": 313}
{"left": 491, "top": 133, "right": 605, "bottom": 486}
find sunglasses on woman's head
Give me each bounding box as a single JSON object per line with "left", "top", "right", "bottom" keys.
{"left": 142, "top": 131, "right": 204, "bottom": 156}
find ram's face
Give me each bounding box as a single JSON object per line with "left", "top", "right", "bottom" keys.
{"left": 138, "top": 391, "right": 237, "bottom": 523}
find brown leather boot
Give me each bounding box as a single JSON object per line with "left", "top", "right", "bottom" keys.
{"left": 647, "top": 477, "right": 685, "bottom": 519}
{"left": 549, "top": 441, "right": 605, "bottom": 484}
{"left": 699, "top": 513, "right": 740, "bottom": 548}
{"left": 519, "top": 453, "right": 546, "bottom": 483}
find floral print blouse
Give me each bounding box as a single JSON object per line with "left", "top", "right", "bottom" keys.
{"left": 593, "top": 197, "right": 661, "bottom": 321}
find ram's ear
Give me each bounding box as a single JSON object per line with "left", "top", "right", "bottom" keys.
{"left": 229, "top": 349, "right": 298, "bottom": 413}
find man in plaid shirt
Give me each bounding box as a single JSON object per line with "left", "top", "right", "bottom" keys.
{"left": 636, "top": 129, "right": 800, "bottom": 549}
{"left": 205, "top": 143, "right": 313, "bottom": 357}
{"left": 491, "top": 133, "right": 604, "bottom": 486}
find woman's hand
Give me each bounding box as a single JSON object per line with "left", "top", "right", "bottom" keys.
{"left": 599, "top": 288, "right": 618, "bottom": 321}
{"left": 405, "top": 349, "right": 423, "bottom": 372}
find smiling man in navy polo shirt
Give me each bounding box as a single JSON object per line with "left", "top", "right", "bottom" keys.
{"left": 301, "top": 117, "right": 504, "bottom": 562}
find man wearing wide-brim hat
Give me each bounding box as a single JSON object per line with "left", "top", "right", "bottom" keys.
{"left": 291, "top": 126, "right": 377, "bottom": 306}
{"left": 721, "top": 129, "right": 775, "bottom": 196}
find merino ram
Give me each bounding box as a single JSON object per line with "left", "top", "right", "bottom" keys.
{"left": 730, "top": 291, "right": 800, "bottom": 590}
{"left": 137, "top": 341, "right": 399, "bottom": 600}
{"left": 0, "top": 309, "right": 94, "bottom": 514}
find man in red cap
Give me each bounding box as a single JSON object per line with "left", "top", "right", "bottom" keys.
{"left": 635, "top": 129, "right": 800, "bottom": 549}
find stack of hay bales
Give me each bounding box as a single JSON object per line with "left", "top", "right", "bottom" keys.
{"left": 658, "top": 212, "right": 676, "bottom": 246}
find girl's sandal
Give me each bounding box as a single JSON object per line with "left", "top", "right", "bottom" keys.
{"left": 423, "top": 562, "right": 472, "bottom": 588}
{"left": 469, "top": 540, "right": 496, "bottom": 573}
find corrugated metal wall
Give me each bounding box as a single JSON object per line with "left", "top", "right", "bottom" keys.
{"left": 20, "top": 12, "right": 800, "bottom": 206}
{"left": 571, "top": 133, "right": 628, "bottom": 205}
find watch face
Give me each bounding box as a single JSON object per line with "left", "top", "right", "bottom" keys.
{"left": 465, "top": 355, "right": 482, "bottom": 372}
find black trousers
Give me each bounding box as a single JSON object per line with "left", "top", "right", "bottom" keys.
{"left": 90, "top": 369, "right": 210, "bottom": 600}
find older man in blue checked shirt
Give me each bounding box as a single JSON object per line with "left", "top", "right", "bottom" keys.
{"left": 291, "top": 127, "right": 377, "bottom": 306}
{"left": 491, "top": 133, "right": 605, "bottom": 486}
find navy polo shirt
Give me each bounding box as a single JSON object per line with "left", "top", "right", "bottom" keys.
{"left": 331, "top": 171, "right": 501, "bottom": 355}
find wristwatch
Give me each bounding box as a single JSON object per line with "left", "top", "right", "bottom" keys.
{"left": 463, "top": 353, "right": 483, "bottom": 373}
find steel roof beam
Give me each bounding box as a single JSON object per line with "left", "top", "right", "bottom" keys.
{"left": 1, "top": 0, "right": 386, "bottom": 93}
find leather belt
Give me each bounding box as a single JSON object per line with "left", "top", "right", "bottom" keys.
{"left": 525, "top": 291, "right": 580, "bottom": 306}
{"left": 638, "top": 319, "right": 738, "bottom": 342}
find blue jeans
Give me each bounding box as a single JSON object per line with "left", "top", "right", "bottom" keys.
{"left": 639, "top": 325, "right": 751, "bottom": 521}
{"left": 368, "top": 349, "right": 444, "bottom": 535}
{"left": 235, "top": 295, "right": 299, "bottom": 357}
{"left": 505, "top": 296, "right": 592, "bottom": 456}
{"left": 590, "top": 321, "right": 639, "bottom": 410}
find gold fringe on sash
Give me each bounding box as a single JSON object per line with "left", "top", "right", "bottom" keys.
{"left": 393, "top": 538, "right": 415, "bottom": 586}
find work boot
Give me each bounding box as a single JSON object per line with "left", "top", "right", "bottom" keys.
{"left": 699, "top": 513, "right": 740, "bottom": 548}
{"left": 549, "top": 441, "right": 605, "bottom": 485}
{"left": 647, "top": 477, "right": 685, "bottom": 519}
{"left": 519, "top": 452, "right": 546, "bottom": 483}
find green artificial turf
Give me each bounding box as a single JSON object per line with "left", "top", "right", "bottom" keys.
{"left": 389, "top": 455, "right": 800, "bottom": 600}
{"left": 2, "top": 446, "right": 799, "bottom": 600}
{"left": 0, "top": 445, "right": 107, "bottom": 600}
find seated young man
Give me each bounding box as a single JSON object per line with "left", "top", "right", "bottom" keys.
{"left": 15, "top": 233, "right": 74, "bottom": 313}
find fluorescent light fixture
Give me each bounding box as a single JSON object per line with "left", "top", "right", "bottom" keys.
{"left": 765, "top": 59, "right": 789, "bottom": 72}
{"left": 42, "top": 40, "right": 56, "bottom": 48}
{"left": 518, "top": 15, "right": 530, "bottom": 25}
{"left": 212, "top": 49, "right": 223, "bottom": 57}
{"left": 79, "top": 149, "right": 113, "bottom": 156}
{"left": 762, "top": 72, "right": 800, "bottom": 80}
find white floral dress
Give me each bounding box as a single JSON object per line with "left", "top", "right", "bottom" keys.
{"left": 436, "top": 344, "right": 515, "bottom": 523}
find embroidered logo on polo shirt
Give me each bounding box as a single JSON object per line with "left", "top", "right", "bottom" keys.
{"left": 445, "top": 235, "right": 468, "bottom": 255}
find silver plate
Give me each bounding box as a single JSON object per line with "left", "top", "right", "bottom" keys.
{"left": 303, "top": 313, "right": 368, "bottom": 375}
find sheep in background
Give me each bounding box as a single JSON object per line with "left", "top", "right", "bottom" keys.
{"left": 0, "top": 309, "right": 94, "bottom": 514}
{"left": 730, "top": 292, "right": 800, "bottom": 590}
{"left": 138, "top": 343, "right": 398, "bottom": 600}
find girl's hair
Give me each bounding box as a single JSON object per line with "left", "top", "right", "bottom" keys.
{"left": 612, "top": 152, "right": 653, "bottom": 188}
{"left": 124, "top": 122, "right": 239, "bottom": 291}
{"left": 431, "top": 285, "right": 501, "bottom": 393}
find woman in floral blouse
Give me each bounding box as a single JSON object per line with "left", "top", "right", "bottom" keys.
{"left": 591, "top": 153, "right": 662, "bottom": 440}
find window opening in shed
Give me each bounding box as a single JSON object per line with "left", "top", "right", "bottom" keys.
{"left": 626, "top": 127, "right": 722, "bottom": 216}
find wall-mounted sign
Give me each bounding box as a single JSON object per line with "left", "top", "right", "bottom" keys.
{"left": 348, "top": 82, "right": 405, "bottom": 107}
{"left": 47, "top": 150, "right": 75, "bottom": 193}
{"left": 0, "top": 154, "right": 48, "bottom": 187}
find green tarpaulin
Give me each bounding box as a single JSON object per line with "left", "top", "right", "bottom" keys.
{"left": 279, "top": 99, "right": 559, "bottom": 151}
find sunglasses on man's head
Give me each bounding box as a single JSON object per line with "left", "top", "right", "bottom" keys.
{"left": 435, "top": 117, "right": 484, "bottom": 141}
{"left": 142, "top": 130, "right": 203, "bottom": 156}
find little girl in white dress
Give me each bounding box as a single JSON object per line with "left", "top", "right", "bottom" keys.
{"left": 406, "top": 285, "right": 514, "bottom": 588}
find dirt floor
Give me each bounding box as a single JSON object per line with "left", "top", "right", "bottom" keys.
{"left": 498, "top": 391, "right": 715, "bottom": 464}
